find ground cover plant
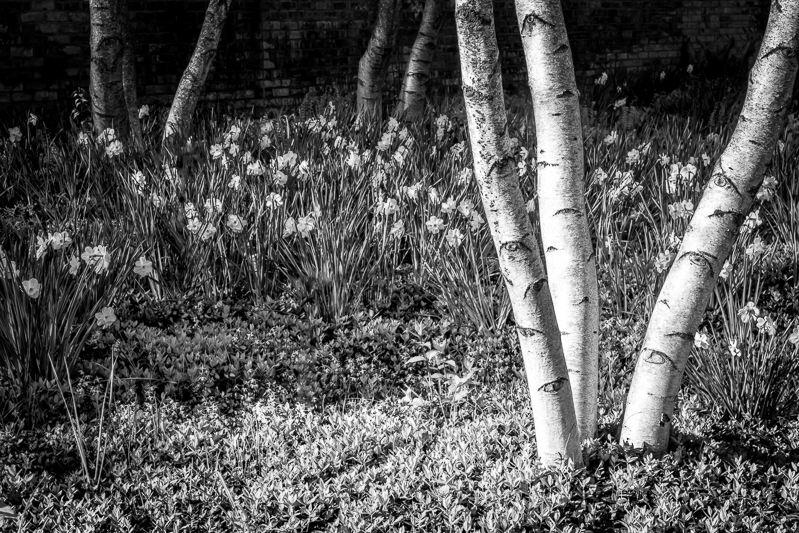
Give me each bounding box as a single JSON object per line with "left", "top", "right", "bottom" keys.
{"left": 1, "top": 65, "right": 799, "bottom": 531}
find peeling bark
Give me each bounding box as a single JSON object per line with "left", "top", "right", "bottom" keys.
{"left": 164, "top": 0, "right": 233, "bottom": 150}
{"left": 455, "top": 0, "right": 582, "bottom": 468}
{"left": 620, "top": 0, "right": 799, "bottom": 455}
{"left": 396, "top": 0, "right": 446, "bottom": 121}
{"left": 516, "top": 0, "right": 599, "bottom": 442}
{"left": 357, "top": 0, "right": 402, "bottom": 121}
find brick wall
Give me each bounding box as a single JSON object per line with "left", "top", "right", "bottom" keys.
{"left": 0, "top": 0, "right": 769, "bottom": 115}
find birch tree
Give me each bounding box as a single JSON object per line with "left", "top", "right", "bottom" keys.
{"left": 455, "top": 0, "right": 582, "bottom": 468}
{"left": 163, "top": 0, "right": 233, "bottom": 149}
{"left": 395, "top": 0, "right": 446, "bottom": 121}
{"left": 515, "top": 0, "right": 599, "bottom": 442}
{"left": 89, "top": 0, "right": 141, "bottom": 144}
{"left": 620, "top": 0, "right": 799, "bottom": 454}
{"left": 357, "top": 0, "right": 402, "bottom": 120}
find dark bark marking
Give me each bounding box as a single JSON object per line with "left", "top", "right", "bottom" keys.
{"left": 660, "top": 299, "right": 670, "bottom": 308}
{"left": 520, "top": 12, "right": 554, "bottom": 33}
{"left": 665, "top": 331, "right": 694, "bottom": 341}
{"left": 578, "top": 296, "right": 589, "bottom": 305}
{"left": 708, "top": 210, "right": 745, "bottom": 226}
{"left": 552, "top": 43, "right": 569, "bottom": 54}
{"left": 556, "top": 90, "right": 575, "bottom": 99}
{"left": 678, "top": 250, "right": 716, "bottom": 278}
{"left": 643, "top": 349, "right": 678, "bottom": 370}
{"left": 546, "top": 246, "right": 558, "bottom": 252}
{"left": 500, "top": 240, "right": 532, "bottom": 254}
{"left": 518, "top": 326, "right": 545, "bottom": 337}
{"left": 553, "top": 207, "right": 582, "bottom": 217}
{"left": 538, "top": 377, "right": 567, "bottom": 393}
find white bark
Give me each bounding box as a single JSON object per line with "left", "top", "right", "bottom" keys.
{"left": 515, "top": 0, "right": 599, "bottom": 442}
{"left": 357, "top": 0, "right": 402, "bottom": 120}
{"left": 620, "top": 0, "right": 799, "bottom": 454}
{"left": 396, "top": 0, "right": 446, "bottom": 121}
{"left": 164, "top": 0, "right": 233, "bottom": 148}
{"left": 89, "top": 0, "right": 135, "bottom": 142}
{"left": 455, "top": 0, "right": 582, "bottom": 468}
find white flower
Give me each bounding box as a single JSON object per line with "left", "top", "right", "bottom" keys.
{"left": 756, "top": 175, "right": 778, "bottom": 202}
{"left": 660, "top": 71, "right": 666, "bottom": 81}
{"left": 150, "top": 192, "right": 165, "bottom": 208}
{"left": 428, "top": 187, "right": 440, "bottom": 205}
{"left": 273, "top": 170, "right": 288, "bottom": 187}
{"left": 404, "top": 184, "right": 420, "bottom": 200}
{"left": 668, "top": 200, "right": 694, "bottom": 220}
{"left": 737, "top": 301, "right": 760, "bottom": 323}
{"left": 210, "top": 143, "right": 224, "bottom": 160}
{"left": 226, "top": 214, "right": 246, "bottom": 234}
{"left": 132, "top": 170, "right": 146, "bottom": 193}
{"left": 743, "top": 209, "right": 762, "bottom": 231}
{"left": 228, "top": 174, "right": 241, "bottom": 190}
{"left": 719, "top": 260, "right": 732, "bottom": 280}
{"left": 347, "top": 150, "right": 361, "bottom": 169}
{"left": 393, "top": 145, "right": 409, "bottom": 165}
{"left": 28, "top": 113, "right": 38, "bottom": 126}
{"left": 260, "top": 135, "right": 272, "bottom": 149}
{"left": 184, "top": 202, "right": 198, "bottom": 219}
{"left": 228, "top": 124, "right": 241, "bottom": 142}
{"left": 745, "top": 235, "right": 766, "bottom": 259}
{"left": 95, "top": 307, "right": 117, "bottom": 329}
{"left": 227, "top": 143, "right": 240, "bottom": 157}
{"left": 457, "top": 199, "right": 474, "bottom": 218}
{"left": 687, "top": 64, "right": 694, "bottom": 74}
{"left": 441, "top": 197, "right": 457, "bottom": 215}
{"left": 247, "top": 161, "right": 266, "bottom": 176}
{"left": 701, "top": 153, "right": 711, "bottom": 166}
{"left": 694, "top": 332, "right": 710, "bottom": 350}
{"left": 526, "top": 199, "right": 536, "bottom": 213}
{"left": 595, "top": 72, "right": 608, "bottom": 86}
{"left": 603, "top": 130, "right": 618, "bottom": 145}
{"left": 297, "top": 215, "right": 315, "bottom": 238}
{"left": 659, "top": 154, "right": 671, "bottom": 167}
{"left": 297, "top": 160, "right": 310, "bottom": 179}
{"left": 67, "top": 254, "right": 79, "bottom": 276}
{"left": 445, "top": 228, "right": 464, "bottom": 247}
{"left": 756, "top": 315, "right": 776, "bottom": 336}
{"left": 204, "top": 198, "right": 223, "bottom": 215}
{"left": 383, "top": 197, "right": 399, "bottom": 216}
{"left": 283, "top": 217, "right": 297, "bottom": 237}
{"left": 390, "top": 219, "right": 405, "bottom": 239}
{"left": 613, "top": 98, "right": 627, "bottom": 109}
{"left": 457, "top": 167, "right": 472, "bottom": 185}
{"left": 80, "top": 245, "right": 110, "bottom": 274}
{"left": 469, "top": 212, "right": 485, "bottom": 231}
{"left": 277, "top": 151, "right": 298, "bottom": 170}
{"left": 654, "top": 251, "right": 674, "bottom": 273}
{"left": 36, "top": 234, "right": 50, "bottom": 259}
{"left": 186, "top": 217, "right": 202, "bottom": 234}
{"left": 49, "top": 232, "right": 72, "bottom": 251}
{"left": 23, "top": 278, "right": 41, "bottom": 299}
{"left": 201, "top": 223, "right": 217, "bottom": 242}
{"left": 626, "top": 149, "right": 640, "bottom": 165}
{"left": 133, "top": 256, "right": 153, "bottom": 277}
{"left": 98, "top": 128, "right": 116, "bottom": 143}
{"left": 265, "top": 192, "right": 283, "bottom": 209}
{"left": 77, "top": 132, "right": 90, "bottom": 146}
{"left": 680, "top": 163, "right": 697, "bottom": 182}
{"left": 426, "top": 216, "right": 445, "bottom": 234}
{"left": 593, "top": 168, "right": 608, "bottom": 184}
{"left": 138, "top": 105, "right": 150, "bottom": 119}
{"left": 242, "top": 151, "right": 253, "bottom": 165}
{"left": 105, "top": 140, "right": 124, "bottom": 158}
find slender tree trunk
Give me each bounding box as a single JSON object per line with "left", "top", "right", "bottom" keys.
{"left": 455, "top": 0, "right": 582, "bottom": 468}
{"left": 620, "top": 0, "right": 799, "bottom": 455}
{"left": 89, "top": 0, "right": 133, "bottom": 142}
{"left": 164, "top": 0, "right": 233, "bottom": 148}
{"left": 120, "top": 0, "right": 142, "bottom": 148}
{"left": 395, "top": 0, "right": 445, "bottom": 121}
{"left": 515, "top": 0, "right": 599, "bottom": 442}
{"left": 357, "top": 0, "right": 402, "bottom": 120}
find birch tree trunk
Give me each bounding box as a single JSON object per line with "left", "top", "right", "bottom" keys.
{"left": 515, "top": 0, "right": 599, "bottom": 442}
{"left": 455, "top": 0, "right": 582, "bottom": 468}
{"left": 163, "top": 0, "right": 233, "bottom": 148}
{"left": 357, "top": 0, "right": 402, "bottom": 120}
{"left": 395, "top": 0, "right": 445, "bottom": 121}
{"left": 89, "top": 0, "right": 134, "bottom": 142}
{"left": 620, "top": 0, "right": 799, "bottom": 455}
{"left": 120, "top": 0, "right": 142, "bottom": 148}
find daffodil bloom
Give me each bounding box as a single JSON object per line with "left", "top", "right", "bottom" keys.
{"left": 98, "top": 128, "right": 116, "bottom": 144}
{"left": 186, "top": 217, "right": 202, "bottom": 234}
{"left": 426, "top": 216, "right": 445, "bottom": 234}
{"left": 613, "top": 98, "right": 626, "bottom": 109}
{"left": 77, "top": 132, "right": 90, "bottom": 146}
{"left": 297, "top": 215, "right": 315, "bottom": 238}
{"left": 23, "top": 278, "right": 41, "bottom": 299}
{"left": 737, "top": 301, "right": 760, "bottom": 323}
{"left": 469, "top": 212, "right": 485, "bottom": 231}
{"left": 701, "top": 153, "right": 711, "bottom": 166}
{"left": 133, "top": 256, "right": 153, "bottom": 277}
{"left": 227, "top": 143, "right": 240, "bottom": 157}
{"left": 184, "top": 202, "right": 198, "bottom": 219}
{"left": 428, "top": 187, "right": 440, "bottom": 205}
{"left": 247, "top": 161, "right": 266, "bottom": 176}
{"left": 201, "top": 223, "right": 217, "bottom": 242}
{"left": 283, "top": 217, "right": 297, "bottom": 237}
{"left": 694, "top": 332, "right": 710, "bottom": 349}
{"left": 603, "top": 131, "right": 618, "bottom": 145}
{"left": 204, "top": 198, "right": 223, "bottom": 215}
{"left": 67, "top": 255, "right": 79, "bottom": 276}
{"left": 445, "top": 228, "right": 464, "bottom": 247}
{"left": 273, "top": 170, "right": 288, "bottom": 187}
{"left": 226, "top": 214, "right": 246, "bottom": 234}
{"left": 36, "top": 235, "right": 50, "bottom": 259}
{"left": 659, "top": 154, "right": 670, "bottom": 167}
{"left": 788, "top": 326, "right": 799, "bottom": 346}
{"left": 595, "top": 72, "right": 608, "bottom": 85}
{"left": 458, "top": 199, "right": 474, "bottom": 218}
{"left": 50, "top": 232, "right": 72, "bottom": 251}
{"left": 441, "top": 197, "right": 457, "bottom": 215}
{"left": 150, "top": 193, "right": 165, "bottom": 208}
{"left": 95, "top": 307, "right": 116, "bottom": 329}
{"left": 28, "top": 113, "right": 38, "bottom": 126}
{"left": 228, "top": 174, "right": 241, "bottom": 190}
{"left": 265, "top": 192, "right": 283, "bottom": 209}
{"left": 756, "top": 315, "right": 776, "bottom": 336}
{"left": 745, "top": 235, "right": 766, "bottom": 259}
{"left": 626, "top": 149, "right": 640, "bottom": 165}
{"left": 210, "top": 143, "right": 224, "bottom": 159}
{"left": 277, "top": 151, "right": 297, "bottom": 170}
{"left": 390, "top": 219, "right": 404, "bottom": 239}
{"left": 593, "top": 168, "right": 608, "bottom": 184}
{"left": 457, "top": 167, "right": 472, "bottom": 185}
{"left": 138, "top": 105, "right": 150, "bottom": 118}
{"left": 81, "top": 245, "right": 110, "bottom": 274}
{"left": 105, "top": 140, "right": 124, "bottom": 158}
{"left": 719, "top": 260, "right": 732, "bottom": 280}
{"left": 654, "top": 251, "right": 674, "bottom": 273}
